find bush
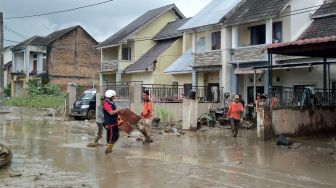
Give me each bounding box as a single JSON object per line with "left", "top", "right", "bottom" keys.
{"left": 4, "top": 78, "right": 64, "bottom": 108}
{"left": 4, "top": 95, "right": 65, "bottom": 109}
{"left": 155, "top": 108, "right": 175, "bottom": 123}
{"left": 27, "top": 79, "right": 60, "bottom": 96}
{"left": 4, "top": 84, "right": 11, "bottom": 97}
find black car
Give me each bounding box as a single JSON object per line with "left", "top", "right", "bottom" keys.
{"left": 71, "top": 89, "right": 96, "bottom": 120}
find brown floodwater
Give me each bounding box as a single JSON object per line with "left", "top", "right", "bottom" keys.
{"left": 0, "top": 119, "right": 335, "bottom": 188}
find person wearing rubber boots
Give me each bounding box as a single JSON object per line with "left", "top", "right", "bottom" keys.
{"left": 227, "top": 95, "right": 244, "bottom": 137}
{"left": 92, "top": 96, "right": 106, "bottom": 146}
{"left": 103, "top": 90, "right": 124, "bottom": 154}
{"left": 139, "top": 90, "right": 153, "bottom": 144}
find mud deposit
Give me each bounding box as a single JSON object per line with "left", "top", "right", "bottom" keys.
{"left": 0, "top": 107, "right": 335, "bottom": 187}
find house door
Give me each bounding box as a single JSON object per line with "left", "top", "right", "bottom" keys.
{"left": 247, "top": 86, "right": 264, "bottom": 104}
{"left": 207, "top": 83, "right": 219, "bottom": 102}
{"left": 15, "top": 81, "right": 24, "bottom": 97}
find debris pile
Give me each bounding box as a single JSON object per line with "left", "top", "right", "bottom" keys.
{"left": 0, "top": 143, "right": 12, "bottom": 168}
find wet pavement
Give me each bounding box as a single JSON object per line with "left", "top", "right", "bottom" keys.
{"left": 0, "top": 115, "right": 335, "bottom": 187}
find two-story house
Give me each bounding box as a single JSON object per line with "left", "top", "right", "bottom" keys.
{"left": 175, "top": 0, "right": 243, "bottom": 100}
{"left": 11, "top": 25, "right": 100, "bottom": 97}
{"left": 172, "top": 0, "right": 326, "bottom": 104}
{"left": 226, "top": 0, "right": 325, "bottom": 104}
{"left": 97, "top": 4, "right": 185, "bottom": 86}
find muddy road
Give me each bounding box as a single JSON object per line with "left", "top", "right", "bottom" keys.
{"left": 0, "top": 107, "right": 335, "bottom": 187}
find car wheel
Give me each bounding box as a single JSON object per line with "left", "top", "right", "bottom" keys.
{"left": 87, "top": 109, "right": 96, "bottom": 120}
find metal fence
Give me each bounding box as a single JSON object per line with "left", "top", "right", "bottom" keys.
{"left": 103, "top": 81, "right": 142, "bottom": 99}
{"left": 271, "top": 87, "right": 336, "bottom": 108}
{"left": 142, "top": 84, "right": 224, "bottom": 103}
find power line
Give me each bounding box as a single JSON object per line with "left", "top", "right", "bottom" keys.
{"left": 4, "top": 39, "right": 20, "bottom": 43}
{"left": 4, "top": 25, "right": 28, "bottom": 39}
{"left": 4, "top": 2, "right": 332, "bottom": 49}
{"left": 4, "top": 0, "right": 114, "bottom": 19}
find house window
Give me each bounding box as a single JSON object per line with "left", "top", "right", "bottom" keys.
{"left": 250, "top": 24, "right": 266, "bottom": 45}
{"left": 211, "top": 31, "right": 221, "bottom": 50}
{"left": 273, "top": 22, "right": 282, "bottom": 43}
{"left": 122, "top": 47, "right": 132, "bottom": 61}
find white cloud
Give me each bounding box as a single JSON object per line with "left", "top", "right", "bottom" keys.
{"left": 0, "top": 0, "right": 211, "bottom": 46}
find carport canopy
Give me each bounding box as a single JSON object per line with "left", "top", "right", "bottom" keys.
{"left": 267, "top": 36, "right": 336, "bottom": 58}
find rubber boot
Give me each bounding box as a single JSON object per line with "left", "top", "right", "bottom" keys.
{"left": 92, "top": 137, "right": 99, "bottom": 146}
{"left": 105, "top": 144, "right": 113, "bottom": 154}
{"left": 140, "top": 130, "right": 150, "bottom": 144}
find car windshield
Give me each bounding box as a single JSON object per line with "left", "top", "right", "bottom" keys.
{"left": 80, "top": 91, "right": 95, "bottom": 100}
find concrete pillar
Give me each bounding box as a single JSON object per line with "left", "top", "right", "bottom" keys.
{"left": 192, "top": 71, "right": 198, "bottom": 89}
{"left": 257, "top": 108, "right": 273, "bottom": 140}
{"left": 182, "top": 33, "right": 187, "bottom": 53}
{"left": 118, "top": 44, "right": 122, "bottom": 60}
{"left": 232, "top": 26, "right": 238, "bottom": 48}
{"left": 67, "top": 83, "right": 77, "bottom": 119}
{"left": 205, "top": 30, "right": 211, "bottom": 51}
{"left": 264, "top": 68, "right": 269, "bottom": 95}
{"left": 116, "top": 71, "right": 122, "bottom": 83}
{"left": 182, "top": 99, "right": 198, "bottom": 130}
{"left": 231, "top": 72, "right": 237, "bottom": 95}
{"left": 192, "top": 31, "right": 197, "bottom": 54}
{"left": 24, "top": 48, "right": 30, "bottom": 77}
{"left": 221, "top": 27, "right": 232, "bottom": 93}
{"left": 266, "top": 19, "right": 273, "bottom": 44}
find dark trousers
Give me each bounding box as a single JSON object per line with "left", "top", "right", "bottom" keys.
{"left": 105, "top": 125, "right": 119, "bottom": 144}
{"left": 230, "top": 118, "right": 241, "bottom": 137}
{"left": 96, "top": 122, "right": 104, "bottom": 139}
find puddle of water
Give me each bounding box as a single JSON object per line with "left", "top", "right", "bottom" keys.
{"left": 0, "top": 119, "right": 335, "bottom": 188}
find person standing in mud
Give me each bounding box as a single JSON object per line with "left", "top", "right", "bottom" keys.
{"left": 138, "top": 90, "right": 153, "bottom": 144}
{"left": 103, "top": 90, "right": 124, "bottom": 154}
{"left": 92, "top": 96, "right": 106, "bottom": 146}
{"left": 227, "top": 95, "right": 244, "bottom": 137}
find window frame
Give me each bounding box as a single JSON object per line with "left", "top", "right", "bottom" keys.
{"left": 272, "top": 21, "right": 283, "bottom": 43}
{"left": 250, "top": 24, "right": 266, "bottom": 45}
{"left": 122, "top": 47, "right": 132, "bottom": 61}
{"left": 211, "top": 31, "right": 221, "bottom": 50}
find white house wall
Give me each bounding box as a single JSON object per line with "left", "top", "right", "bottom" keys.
{"left": 273, "top": 65, "right": 336, "bottom": 88}
{"left": 289, "top": 0, "right": 324, "bottom": 40}
{"left": 14, "top": 53, "right": 24, "bottom": 72}
{"left": 4, "top": 48, "right": 12, "bottom": 64}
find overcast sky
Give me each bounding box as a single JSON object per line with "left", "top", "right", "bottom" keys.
{"left": 0, "top": 0, "right": 212, "bottom": 47}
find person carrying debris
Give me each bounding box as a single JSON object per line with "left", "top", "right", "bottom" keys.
{"left": 103, "top": 90, "right": 124, "bottom": 154}
{"left": 138, "top": 90, "right": 153, "bottom": 144}
{"left": 92, "top": 96, "right": 106, "bottom": 146}
{"left": 227, "top": 95, "right": 244, "bottom": 137}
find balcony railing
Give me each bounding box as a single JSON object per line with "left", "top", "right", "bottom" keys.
{"left": 194, "top": 50, "right": 222, "bottom": 66}
{"left": 101, "top": 60, "right": 119, "bottom": 72}
{"left": 231, "top": 44, "right": 267, "bottom": 63}
{"left": 142, "top": 84, "right": 224, "bottom": 103}
{"left": 231, "top": 44, "right": 306, "bottom": 63}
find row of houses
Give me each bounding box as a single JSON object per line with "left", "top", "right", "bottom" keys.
{"left": 3, "top": 0, "right": 336, "bottom": 104}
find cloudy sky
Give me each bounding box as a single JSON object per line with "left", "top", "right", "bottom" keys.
{"left": 0, "top": 0, "right": 212, "bottom": 47}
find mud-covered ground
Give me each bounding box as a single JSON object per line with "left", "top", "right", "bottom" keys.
{"left": 0, "top": 106, "right": 335, "bottom": 188}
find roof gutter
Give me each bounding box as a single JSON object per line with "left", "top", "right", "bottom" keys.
{"left": 311, "top": 12, "right": 336, "bottom": 19}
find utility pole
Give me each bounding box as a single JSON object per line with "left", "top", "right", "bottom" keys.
{"left": 0, "top": 12, "right": 4, "bottom": 101}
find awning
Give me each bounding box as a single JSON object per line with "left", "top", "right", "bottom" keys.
{"left": 164, "top": 48, "right": 193, "bottom": 74}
